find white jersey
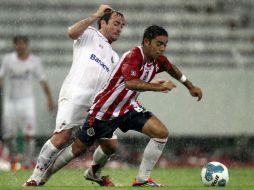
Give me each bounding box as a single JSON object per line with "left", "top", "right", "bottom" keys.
{"left": 0, "top": 52, "right": 47, "bottom": 100}
{"left": 59, "top": 26, "right": 119, "bottom": 106}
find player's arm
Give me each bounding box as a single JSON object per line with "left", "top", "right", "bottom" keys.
{"left": 67, "top": 4, "right": 112, "bottom": 39}
{"left": 122, "top": 49, "right": 176, "bottom": 92}
{"left": 40, "top": 81, "right": 55, "bottom": 112}
{"left": 167, "top": 63, "right": 203, "bottom": 101}
{"left": 125, "top": 78, "right": 176, "bottom": 92}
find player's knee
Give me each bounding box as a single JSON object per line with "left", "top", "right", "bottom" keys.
{"left": 51, "top": 130, "right": 72, "bottom": 149}
{"left": 156, "top": 127, "right": 169, "bottom": 139}
{"left": 99, "top": 140, "right": 118, "bottom": 155}
{"left": 104, "top": 143, "right": 118, "bottom": 155}
{"left": 72, "top": 139, "right": 86, "bottom": 156}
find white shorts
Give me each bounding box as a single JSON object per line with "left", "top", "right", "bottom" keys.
{"left": 2, "top": 97, "right": 36, "bottom": 139}
{"left": 54, "top": 99, "right": 90, "bottom": 133}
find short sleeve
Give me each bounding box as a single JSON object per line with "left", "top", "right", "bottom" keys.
{"left": 121, "top": 48, "right": 143, "bottom": 81}
{"left": 156, "top": 55, "right": 173, "bottom": 73}
{"left": 76, "top": 26, "right": 95, "bottom": 42}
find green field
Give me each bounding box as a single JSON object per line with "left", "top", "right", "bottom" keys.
{"left": 0, "top": 167, "right": 254, "bottom": 190}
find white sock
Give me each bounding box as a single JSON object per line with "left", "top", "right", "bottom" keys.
{"left": 29, "top": 140, "right": 59, "bottom": 182}
{"left": 50, "top": 144, "right": 74, "bottom": 174}
{"left": 41, "top": 143, "right": 75, "bottom": 183}
{"left": 136, "top": 138, "right": 168, "bottom": 182}
{"left": 89, "top": 146, "right": 110, "bottom": 178}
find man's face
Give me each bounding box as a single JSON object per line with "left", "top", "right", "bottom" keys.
{"left": 14, "top": 39, "right": 28, "bottom": 54}
{"left": 144, "top": 35, "right": 168, "bottom": 60}
{"left": 101, "top": 12, "right": 125, "bottom": 43}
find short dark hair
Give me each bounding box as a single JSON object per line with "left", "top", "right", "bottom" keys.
{"left": 13, "top": 35, "right": 29, "bottom": 44}
{"left": 97, "top": 9, "right": 124, "bottom": 29}
{"left": 142, "top": 25, "right": 168, "bottom": 45}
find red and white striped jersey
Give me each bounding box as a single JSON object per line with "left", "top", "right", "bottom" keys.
{"left": 89, "top": 46, "right": 173, "bottom": 121}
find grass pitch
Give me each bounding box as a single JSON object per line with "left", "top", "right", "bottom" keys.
{"left": 0, "top": 167, "right": 254, "bottom": 190}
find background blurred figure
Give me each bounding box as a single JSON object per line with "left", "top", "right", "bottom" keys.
{"left": 0, "top": 35, "right": 55, "bottom": 171}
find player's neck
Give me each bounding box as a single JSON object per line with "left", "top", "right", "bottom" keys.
{"left": 142, "top": 47, "right": 154, "bottom": 63}
{"left": 17, "top": 51, "right": 29, "bottom": 60}
{"left": 98, "top": 29, "right": 112, "bottom": 44}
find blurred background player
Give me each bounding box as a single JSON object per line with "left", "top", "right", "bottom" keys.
{"left": 0, "top": 35, "right": 55, "bottom": 171}
{"left": 35, "top": 25, "right": 202, "bottom": 187}
{"left": 23, "top": 4, "right": 125, "bottom": 187}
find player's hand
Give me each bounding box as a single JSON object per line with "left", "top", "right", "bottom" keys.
{"left": 161, "top": 80, "right": 176, "bottom": 93}
{"left": 94, "top": 4, "right": 112, "bottom": 18}
{"left": 189, "top": 86, "right": 203, "bottom": 101}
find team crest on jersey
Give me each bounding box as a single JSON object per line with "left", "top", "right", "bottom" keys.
{"left": 87, "top": 127, "right": 95, "bottom": 136}
{"left": 131, "top": 70, "right": 137, "bottom": 76}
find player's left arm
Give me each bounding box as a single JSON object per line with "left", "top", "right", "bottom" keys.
{"left": 40, "top": 81, "right": 55, "bottom": 111}
{"left": 167, "top": 64, "right": 203, "bottom": 101}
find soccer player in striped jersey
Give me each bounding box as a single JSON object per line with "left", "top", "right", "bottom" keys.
{"left": 39, "top": 25, "right": 202, "bottom": 187}
{"left": 23, "top": 4, "right": 125, "bottom": 187}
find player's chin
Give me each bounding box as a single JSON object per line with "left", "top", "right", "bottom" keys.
{"left": 112, "top": 34, "right": 120, "bottom": 41}
{"left": 153, "top": 54, "right": 160, "bottom": 59}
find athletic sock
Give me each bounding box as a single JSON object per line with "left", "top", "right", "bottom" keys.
{"left": 136, "top": 138, "right": 167, "bottom": 182}
{"left": 29, "top": 140, "right": 59, "bottom": 182}
{"left": 40, "top": 142, "right": 76, "bottom": 184}
{"left": 89, "top": 146, "right": 110, "bottom": 178}
{"left": 49, "top": 144, "right": 75, "bottom": 174}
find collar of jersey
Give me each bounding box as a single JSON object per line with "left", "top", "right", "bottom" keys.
{"left": 97, "top": 30, "right": 109, "bottom": 43}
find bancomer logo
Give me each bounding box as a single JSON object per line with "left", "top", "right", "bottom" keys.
{"left": 90, "top": 54, "right": 109, "bottom": 72}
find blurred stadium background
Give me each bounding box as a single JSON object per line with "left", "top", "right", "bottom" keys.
{"left": 0, "top": 0, "right": 254, "bottom": 168}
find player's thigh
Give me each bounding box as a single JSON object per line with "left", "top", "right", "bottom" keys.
{"left": 55, "top": 99, "right": 89, "bottom": 133}
{"left": 2, "top": 101, "right": 17, "bottom": 139}
{"left": 19, "top": 98, "right": 36, "bottom": 137}
{"left": 142, "top": 115, "right": 169, "bottom": 139}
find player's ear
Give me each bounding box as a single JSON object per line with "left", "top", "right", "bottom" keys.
{"left": 143, "top": 38, "right": 151, "bottom": 46}
{"left": 100, "top": 20, "right": 107, "bottom": 28}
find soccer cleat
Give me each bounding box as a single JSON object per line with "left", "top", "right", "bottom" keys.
{"left": 132, "top": 178, "right": 162, "bottom": 187}
{"left": 22, "top": 180, "right": 38, "bottom": 187}
{"left": 84, "top": 168, "right": 114, "bottom": 187}
{"left": 23, "top": 179, "right": 46, "bottom": 187}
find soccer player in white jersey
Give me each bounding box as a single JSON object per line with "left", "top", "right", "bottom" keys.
{"left": 23, "top": 4, "right": 125, "bottom": 187}
{"left": 0, "top": 35, "right": 54, "bottom": 171}
{"left": 35, "top": 25, "right": 203, "bottom": 187}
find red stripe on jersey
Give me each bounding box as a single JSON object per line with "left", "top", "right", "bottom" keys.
{"left": 119, "top": 92, "right": 137, "bottom": 116}
{"left": 93, "top": 51, "right": 131, "bottom": 104}
{"left": 102, "top": 88, "right": 129, "bottom": 120}
{"left": 89, "top": 64, "right": 123, "bottom": 121}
